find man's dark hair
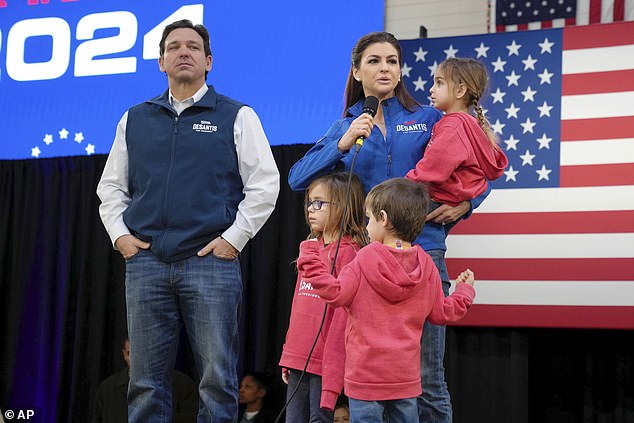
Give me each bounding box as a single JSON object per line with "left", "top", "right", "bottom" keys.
{"left": 159, "top": 19, "right": 212, "bottom": 57}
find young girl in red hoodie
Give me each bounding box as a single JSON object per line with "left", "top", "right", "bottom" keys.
{"left": 297, "top": 178, "right": 475, "bottom": 423}
{"left": 406, "top": 57, "right": 508, "bottom": 232}
{"left": 279, "top": 172, "right": 369, "bottom": 422}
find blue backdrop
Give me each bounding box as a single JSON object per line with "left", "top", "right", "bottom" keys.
{"left": 0, "top": 0, "right": 384, "bottom": 159}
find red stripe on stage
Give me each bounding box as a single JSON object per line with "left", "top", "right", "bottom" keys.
{"left": 562, "top": 69, "right": 634, "bottom": 95}
{"left": 565, "top": 17, "right": 576, "bottom": 26}
{"left": 451, "top": 210, "right": 634, "bottom": 234}
{"left": 518, "top": 23, "right": 528, "bottom": 31}
{"left": 541, "top": 20, "right": 553, "bottom": 28}
{"left": 446, "top": 258, "right": 634, "bottom": 281}
{"left": 563, "top": 20, "right": 634, "bottom": 49}
{"left": 448, "top": 304, "right": 634, "bottom": 329}
{"left": 560, "top": 163, "right": 634, "bottom": 186}
{"left": 614, "top": 0, "right": 625, "bottom": 21}
{"left": 561, "top": 116, "right": 634, "bottom": 140}
{"left": 589, "top": 0, "right": 603, "bottom": 24}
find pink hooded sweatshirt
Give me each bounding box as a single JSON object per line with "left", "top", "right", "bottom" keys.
{"left": 406, "top": 112, "right": 508, "bottom": 206}
{"left": 298, "top": 240, "right": 475, "bottom": 401}
{"left": 279, "top": 236, "right": 359, "bottom": 409}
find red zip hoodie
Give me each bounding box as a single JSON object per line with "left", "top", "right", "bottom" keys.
{"left": 406, "top": 112, "right": 508, "bottom": 206}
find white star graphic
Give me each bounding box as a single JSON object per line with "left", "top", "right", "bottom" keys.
{"left": 539, "top": 38, "right": 555, "bottom": 54}
{"left": 521, "top": 86, "right": 537, "bottom": 102}
{"left": 59, "top": 128, "right": 69, "bottom": 139}
{"left": 428, "top": 61, "right": 439, "bottom": 77}
{"left": 401, "top": 62, "right": 412, "bottom": 78}
{"left": 536, "top": 164, "right": 552, "bottom": 181}
{"left": 475, "top": 42, "right": 490, "bottom": 58}
{"left": 505, "top": 103, "right": 520, "bottom": 119}
{"left": 413, "top": 76, "right": 427, "bottom": 92}
{"left": 504, "top": 135, "right": 520, "bottom": 151}
{"left": 490, "top": 119, "right": 505, "bottom": 135}
{"left": 520, "top": 149, "right": 536, "bottom": 166}
{"left": 504, "top": 165, "right": 519, "bottom": 182}
{"left": 505, "top": 70, "right": 521, "bottom": 87}
{"left": 414, "top": 47, "right": 428, "bottom": 62}
{"left": 491, "top": 88, "right": 506, "bottom": 104}
{"left": 43, "top": 134, "right": 54, "bottom": 145}
{"left": 444, "top": 44, "right": 458, "bottom": 58}
{"left": 536, "top": 133, "right": 553, "bottom": 149}
{"left": 74, "top": 132, "right": 84, "bottom": 143}
{"left": 506, "top": 40, "right": 522, "bottom": 56}
{"left": 491, "top": 56, "right": 507, "bottom": 72}
{"left": 522, "top": 54, "right": 538, "bottom": 70}
{"left": 537, "top": 101, "right": 553, "bottom": 117}
{"left": 521, "top": 117, "right": 537, "bottom": 134}
{"left": 31, "top": 146, "right": 41, "bottom": 158}
{"left": 85, "top": 144, "right": 95, "bottom": 155}
{"left": 538, "top": 68, "right": 554, "bottom": 85}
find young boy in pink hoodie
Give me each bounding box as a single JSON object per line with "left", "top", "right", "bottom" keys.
{"left": 297, "top": 178, "right": 475, "bottom": 423}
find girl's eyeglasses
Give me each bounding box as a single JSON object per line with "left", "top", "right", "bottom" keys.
{"left": 305, "top": 200, "right": 331, "bottom": 210}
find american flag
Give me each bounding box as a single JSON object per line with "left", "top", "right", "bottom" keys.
{"left": 399, "top": 21, "right": 634, "bottom": 329}
{"left": 492, "top": 0, "right": 634, "bottom": 32}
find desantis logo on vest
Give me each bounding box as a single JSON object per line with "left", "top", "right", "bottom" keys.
{"left": 395, "top": 119, "right": 427, "bottom": 133}
{"left": 192, "top": 120, "right": 218, "bottom": 133}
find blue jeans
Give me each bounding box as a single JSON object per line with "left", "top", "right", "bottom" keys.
{"left": 285, "top": 370, "right": 333, "bottom": 423}
{"left": 349, "top": 397, "right": 417, "bottom": 423}
{"left": 418, "top": 249, "right": 452, "bottom": 423}
{"left": 125, "top": 249, "right": 242, "bottom": 423}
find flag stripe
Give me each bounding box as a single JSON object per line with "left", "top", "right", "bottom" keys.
{"left": 562, "top": 45, "right": 634, "bottom": 74}
{"left": 448, "top": 305, "right": 634, "bottom": 329}
{"left": 590, "top": 0, "right": 604, "bottom": 23}
{"left": 561, "top": 91, "right": 634, "bottom": 119}
{"left": 562, "top": 69, "right": 634, "bottom": 95}
{"left": 458, "top": 281, "right": 634, "bottom": 305}
{"left": 474, "top": 186, "right": 634, "bottom": 213}
{"left": 561, "top": 116, "right": 634, "bottom": 140}
{"left": 451, "top": 210, "right": 634, "bottom": 234}
{"left": 447, "top": 257, "right": 634, "bottom": 281}
{"left": 561, "top": 138, "right": 634, "bottom": 165}
{"left": 445, "top": 233, "right": 634, "bottom": 258}
{"left": 615, "top": 0, "right": 625, "bottom": 20}
{"left": 560, "top": 162, "right": 634, "bottom": 186}
{"left": 563, "top": 20, "right": 634, "bottom": 49}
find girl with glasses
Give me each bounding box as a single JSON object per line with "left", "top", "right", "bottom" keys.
{"left": 279, "top": 172, "right": 369, "bottom": 422}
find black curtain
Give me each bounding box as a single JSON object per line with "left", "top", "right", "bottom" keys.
{"left": 1, "top": 148, "right": 632, "bottom": 423}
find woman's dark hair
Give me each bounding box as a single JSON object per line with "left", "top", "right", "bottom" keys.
{"left": 342, "top": 32, "right": 419, "bottom": 117}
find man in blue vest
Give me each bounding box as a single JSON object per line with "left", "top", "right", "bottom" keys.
{"left": 97, "top": 19, "right": 280, "bottom": 423}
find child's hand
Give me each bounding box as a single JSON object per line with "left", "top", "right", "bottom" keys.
{"left": 297, "top": 240, "right": 321, "bottom": 271}
{"left": 281, "top": 368, "right": 289, "bottom": 384}
{"left": 299, "top": 239, "right": 320, "bottom": 256}
{"left": 456, "top": 269, "right": 475, "bottom": 286}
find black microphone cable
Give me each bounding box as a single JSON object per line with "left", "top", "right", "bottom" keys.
{"left": 274, "top": 96, "right": 379, "bottom": 423}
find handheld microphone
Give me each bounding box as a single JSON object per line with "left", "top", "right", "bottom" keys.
{"left": 355, "top": 96, "right": 379, "bottom": 150}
